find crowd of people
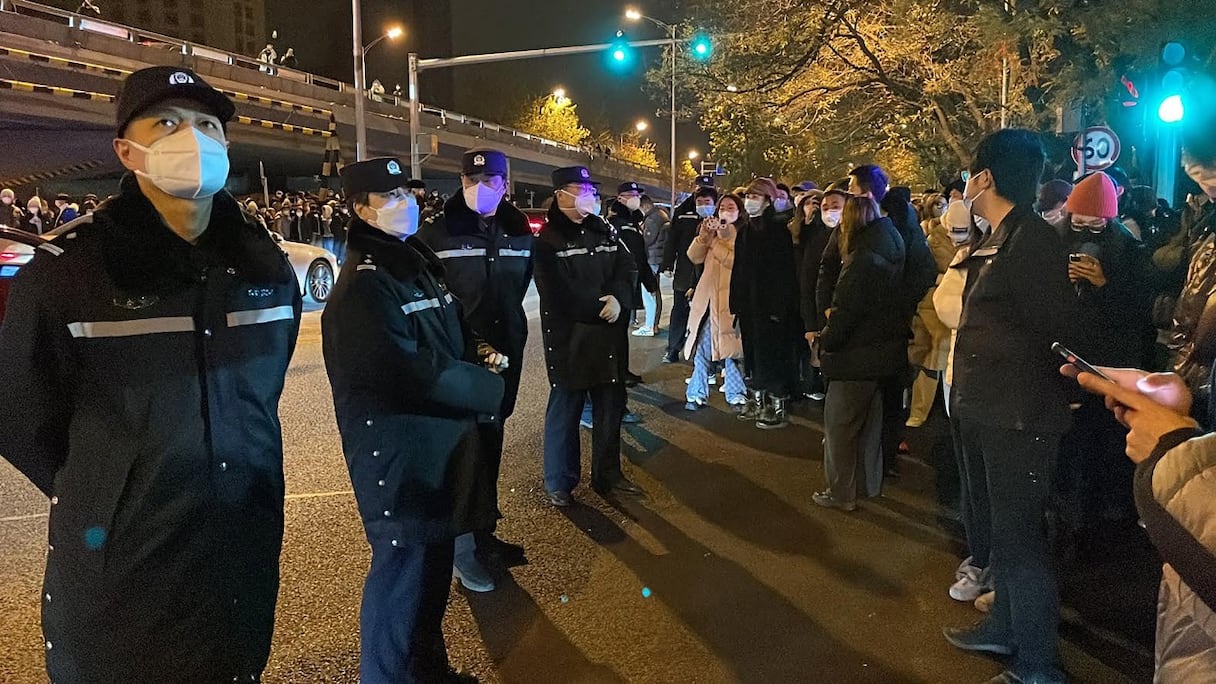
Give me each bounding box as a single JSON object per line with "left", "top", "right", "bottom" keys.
{"left": 2, "top": 62, "right": 1215, "bottom": 684}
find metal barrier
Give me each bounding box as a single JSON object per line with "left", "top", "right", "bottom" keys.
{"left": 0, "top": 0, "right": 659, "bottom": 174}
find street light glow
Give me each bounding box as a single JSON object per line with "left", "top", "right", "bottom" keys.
{"left": 386, "top": 26, "right": 403, "bottom": 40}
{"left": 688, "top": 149, "right": 700, "bottom": 160}
{"left": 625, "top": 8, "right": 642, "bottom": 21}
{"left": 553, "top": 88, "right": 566, "bottom": 100}
{"left": 1159, "top": 94, "right": 1185, "bottom": 124}
{"left": 726, "top": 84, "right": 738, "bottom": 92}
{"left": 635, "top": 120, "right": 649, "bottom": 132}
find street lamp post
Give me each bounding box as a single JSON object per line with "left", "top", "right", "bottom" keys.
{"left": 350, "top": 0, "right": 403, "bottom": 162}
{"left": 627, "top": 9, "right": 679, "bottom": 208}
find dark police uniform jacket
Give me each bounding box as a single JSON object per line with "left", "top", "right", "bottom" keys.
{"left": 322, "top": 221, "right": 505, "bottom": 544}
{"left": 534, "top": 204, "right": 636, "bottom": 390}
{"left": 608, "top": 201, "right": 659, "bottom": 309}
{"left": 417, "top": 193, "right": 532, "bottom": 419}
{"left": 0, "top": 175, "right": 301, "bottom": 683}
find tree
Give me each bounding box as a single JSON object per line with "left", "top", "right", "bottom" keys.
{"left": 658, "top": 0, "right": 1215, "bottom": 186}
{"left": 615, "top": 138, "right": 661, "bottom": 171}
{"left": 510, "top": 93, "right": 590, "bottom": 147}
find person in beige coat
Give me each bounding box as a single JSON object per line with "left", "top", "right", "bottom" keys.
{"left": 907, "top": 197, "right": 960, "bottom": 427}
{"left": 684, "top": 194, "right": 748, "bottom": 411}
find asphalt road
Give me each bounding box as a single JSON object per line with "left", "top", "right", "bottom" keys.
{"left": 0, "top": 291, "right": 1156, "bottom": 683}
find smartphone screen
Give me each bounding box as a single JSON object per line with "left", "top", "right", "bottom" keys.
{"left": 1052, "top": 342, "right": 1113, "bottom": 382}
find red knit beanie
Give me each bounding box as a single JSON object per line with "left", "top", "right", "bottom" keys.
{"left": 1065, "top": 172, "right": 1118, "bottom": 219}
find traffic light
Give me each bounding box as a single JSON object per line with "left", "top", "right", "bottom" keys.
{"left": 1158, "top": 41, "right": 1188, "bottom": 124}
{"left": 690, "top": 33, "right": 713, "bottom": 61}
{"left": 609, "top": 30, "right": 632, "bottom": 67}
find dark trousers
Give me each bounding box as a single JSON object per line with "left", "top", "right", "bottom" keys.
{"left": 360, "top": 537, "right": 455, "bottom": 683}
{"left": 952, "top": 413, "right": 991, "bottom": 568}
{"left": 543, "top": 383, "right": 626, "bottom": 493}
{"left": 478, "top": 421, "right": 506, "bottom": 525}
{"left": 823, "top": 380, "right": 884, "bottom": 504}
{"left": 880, "top": 373, "right": 909, "bottom": 472}
{"left": 958, "top": 419, "right": 1060, "bottom": 670}
{"left": 666, "top": 285, "right": 692, "bottom": 357}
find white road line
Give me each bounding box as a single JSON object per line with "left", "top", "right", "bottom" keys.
{"left": 0, "top": 490, "right": 356, "bottom": 523}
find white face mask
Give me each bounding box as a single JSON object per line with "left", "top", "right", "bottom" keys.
{"left": 962, "top": 169, "right": 988, "bottom": 213}
{"left": 560, "top": 189, "right": 598, "bottom": 217}
{"left": 463, "top": 182, "right": 503, "bottom": 216}
{"left": 367, "top": 195, "right": 420, "bottom": 239}
{"left": 719, "top": 210, "right": 739, "bottom": 224}
{"left": 744, "top": 198, "right": 764, "bottom": 217}
{"left": 821, "top": 209, "right": 842, "bottom": 228}
{"left": 1041, "top": 207, "right": 1066, "bottom": 224}
{"left": 949, "top": 229, "right": 971, "bottom": 246}
{"left": 623, "top": 196, "right": 641, "bottom": 212}
{"left": 695, "top": 203, "right": 716, "bottom": 218}
{"left": 124, "top": 128, "right": 230, "bottom": 199}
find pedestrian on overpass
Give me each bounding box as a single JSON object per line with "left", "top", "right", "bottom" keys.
{"left": 535, "top": 165, "right": 642, "bottom": 506}
{"left": 417, "top": 147, "right": 534, "bottom": 592}
{"left": 0, "top": 66, "right": 302, "bottom": 682}
{"left": 323, "top": 157, "right": 503, "bottom": 683}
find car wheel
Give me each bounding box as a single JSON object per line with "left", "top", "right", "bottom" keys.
{"left": 307, "top": 259, "right": 334, "bottom": 303}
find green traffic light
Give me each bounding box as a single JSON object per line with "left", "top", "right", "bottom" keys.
{"left": 613, "top": 48, "right": 627, "bottom": 61}
{"left": 1159, "top": 94, "right": 1185, "bottom": 123}
{"left": 690, "top": 34, "right": 712, "bottom": 60}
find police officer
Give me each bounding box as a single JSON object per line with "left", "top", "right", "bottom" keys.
{"left": 322, "top": 157, "right": 504, "bottom": 683}
{"left": 662, "top": 175, "right": 719, "bottom": 362}
{"left": 0, "top": 66, "right": 301, "bottom": 682}
{"left": 536, "top": 165, "right": 642, "bottom": 506}
{"left": 417, "top": 147, "right": 533, "bottom": 592}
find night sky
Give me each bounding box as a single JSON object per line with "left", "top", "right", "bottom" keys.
{"left": 266, "top": 0, "right": 707, "bottom": 160}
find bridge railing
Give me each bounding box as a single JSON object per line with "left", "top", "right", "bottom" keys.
{"left": 0, "top": 0, "right": 661, "bottom": 175}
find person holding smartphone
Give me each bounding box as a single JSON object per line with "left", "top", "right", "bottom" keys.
{"left": 683, "top": 194, "right": 748, "bottom": 411}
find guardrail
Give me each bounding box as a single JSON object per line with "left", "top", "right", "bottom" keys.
{"left": 0, "top": 0, "right": 662, "bottom": 176}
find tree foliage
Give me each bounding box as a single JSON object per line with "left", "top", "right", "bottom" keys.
{"left": 510, "top": 93, "right": 590, "bottom": 147}
{"left": 661, "top": 0, "right": 1216, "bottom": 187}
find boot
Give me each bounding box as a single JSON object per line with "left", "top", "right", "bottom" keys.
{"left": 756, "top": 395, "right": 789, "bottom": 430}
{"left": 737, "top": 390, "right": 764, "bottom": 420}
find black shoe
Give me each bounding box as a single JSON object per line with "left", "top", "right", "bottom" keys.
{"left": 622, "top": 411, "right": 642, "bottom": 424}
{"left": 661, "top": 351, "right": 679, "bottom": 364}
{"left": 625, "top": 371, "right": 643, "bottom": 387}
{"left": 942, "top": 623, "right": 1014, "bottom": 656}
{"left": 476, "top": 532, "right": 527, "bottom": 566}
{"left": 593, "top": 478, "right": 644, "bottom": 498}
{"left": 986, "top": 668, "right": 1065, "bottom": 684}
{"left": 546, "top": 490, "right": 574, "bottom": 507}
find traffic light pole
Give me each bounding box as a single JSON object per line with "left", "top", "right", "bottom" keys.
{"left": 407, "top": 37, "right": 676, "bottom": 187}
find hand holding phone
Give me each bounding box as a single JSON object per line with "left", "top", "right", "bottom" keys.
{"left": 1052, "top": 342, "right": 1113, "bottom": 382}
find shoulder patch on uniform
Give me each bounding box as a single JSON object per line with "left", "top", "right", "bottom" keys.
{"left": 356, "top": 264, "right": 377, "bottom": 271}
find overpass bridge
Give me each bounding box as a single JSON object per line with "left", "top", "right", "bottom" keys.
{"left": 0, "top": 0, "right": 669, "bottom": 201}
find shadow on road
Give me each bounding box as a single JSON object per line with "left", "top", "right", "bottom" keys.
{"left": 558, "top": 502, "right": 917, "bottom": 683}
{"left": 464, "top": 574, "right": 627, "bottom": 684}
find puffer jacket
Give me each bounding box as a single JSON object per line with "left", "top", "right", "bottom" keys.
{"left": 1135, "top": 429, "right": 1216, "bottom": 682}
{"left": 683, "top": 220, "right": 742, "bottom": 362}
{"left": 642, "top": 205, "right": 668, "bottom": 266}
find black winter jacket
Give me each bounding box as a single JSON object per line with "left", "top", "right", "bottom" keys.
{"left": 417, "top": 193, "right": 533, "bottom": 418}
{"left": 662, "top": 195, "right": 704, "bottom": 291}
{"left": 819, "top": 217, "right": 908, "bottom": 380}
{"left": 0, "top": 176, "right": 301, "bottom": 682}
{"left": 729, "top": 206, "right": 800, "bottom": 320}
{"left": 795, "top": 216, "right": 833, "bottom": 332}
{"left": 322, "top": 222, "right": 505, "bottom": 544}
{"left": 610, "top": 201, "right": 659, "bottom": 308}
{"left": 534, "top": 204, "right": 636, "bottom": 389}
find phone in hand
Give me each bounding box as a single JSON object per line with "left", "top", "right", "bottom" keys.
{"left": 1052, "top": 342, "right": 1113, "bottom": 382}
{"left": 1068, "top": 253, "right": 1085, "bottom": 263}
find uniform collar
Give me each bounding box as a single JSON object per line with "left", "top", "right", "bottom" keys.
{"left": 93, "top": 174, "right": 291, "bottom": 291}
{"left": 347, "top": 220, "right": 443, "bottom": 281}
{"left": 436, "top": 192, "right": 531, "bottom": 237}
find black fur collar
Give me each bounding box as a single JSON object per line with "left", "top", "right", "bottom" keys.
{"left": 437, "top": 192, "right": 531, "bottom": 237}
{"left": 90, "top": 175, "right": 291, "bottom": 292}
{"left": 346, "top": 220, "right": 444, "bottom": 281}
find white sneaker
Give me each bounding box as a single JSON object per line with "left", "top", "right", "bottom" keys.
{"left": 632, "top": 327, "right": 655, "bottom": 337}
{"left": 949, "top": 563, "right": 990, "bottom": 602}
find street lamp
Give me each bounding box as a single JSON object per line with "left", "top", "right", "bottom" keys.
{"left": 551, "top": 87, "right": 569, "bottom": 106}
{"left": 625, "top": 7, "right": 678, "bottom": 206}
{"left": 351, "top": 0, "right": 404, "bottom": 161}
{"left": 635, "top": 120, "right": 649, "bottom": 133}
{"left": 688, "top": 149, "right": 699, "bottom": 160}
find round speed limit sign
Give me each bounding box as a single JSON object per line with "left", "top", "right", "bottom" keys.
{"left": 1072, "top": 126, "right": 1121, "bottom": 172}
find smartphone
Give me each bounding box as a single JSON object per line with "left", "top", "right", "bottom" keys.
{"left": 1052, "top": 342, "right": 1113, "bottom": 382}
{"left": 1068, "top": 253, "right": 1085, "bottom": 263}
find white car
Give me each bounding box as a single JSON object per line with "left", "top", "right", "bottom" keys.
{"left": 270, "top": 231, "right": 338, "bottom": 304}
{"left": 0, "top": 227, "right": 46, "bottom": 323}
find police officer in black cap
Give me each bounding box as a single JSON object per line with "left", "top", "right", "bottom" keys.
{"left": 610, "top": 181, "right": 661, "bottom": 344}
{"left": 322, "top": 156, "right": 503, "bottom": 683}
{"left": 662, "top": 175, "right": 719, "bottom": 362}
{"left": 417, "top": 147, "right": 533, "bottom": 592}
{"left": 0, "top": 66, "right": 301, "bottom": 682}
{"left": 535, "top": 165, "right": 642, "bottom": 507}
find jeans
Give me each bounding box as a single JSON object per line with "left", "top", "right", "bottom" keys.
{"left": 958, "top": 419, "right": 1060, "bottom": 671}
{"left": 666, "top": 284, "right": 692, "bottom": 357}
{"left": 687, "top": 322, "right": 746, "bottom": 404}
{"left": 822, "top": 380, "right": 884, "bottom": 504}
{"left": 360, "top": 537, "right": 455, "bottom": 683}
{"left": 544, "top": 383, "right": 626, "bottom": 493}
{"left": 641, "top": 265, "right": 663, "bottom": 331}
